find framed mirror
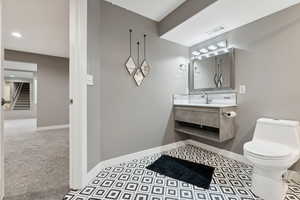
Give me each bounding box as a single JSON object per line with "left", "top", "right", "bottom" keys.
{"left": 189, "top": 48, "right": 235, "bottom": 93}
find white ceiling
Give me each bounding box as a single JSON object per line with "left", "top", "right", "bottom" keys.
{"left": 161, "top": 0, "right": 300, "bottom": 47}
{"left": 4, "top": 0, "right": 299, "bottom": 57}
{"left": 104, "top": 0, "right": 186, "bottom": 21}
{"left": 3, "top": 0, "right": 69, "bottom": 58}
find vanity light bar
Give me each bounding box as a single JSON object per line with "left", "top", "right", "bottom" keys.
{"left": 217, "top": 41, "right": 227, "bottom": 48}
{"left": 208, "top": 45, "right": 218, "bottom": 51}
{"left": 191, "top": 40, "right": 229, "bottom": 60}
{"left": 200, "top": 48, "right": 209, "bottom": 53}
{"left": 194, "top": 47, "right": 231, "bottom": 60}
{"left": 192, "top": 51, "right": 200, "bottom": 56}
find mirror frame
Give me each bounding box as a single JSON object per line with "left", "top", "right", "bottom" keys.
{"left": 188, "top": 48, "right": 236, "bottom": 94}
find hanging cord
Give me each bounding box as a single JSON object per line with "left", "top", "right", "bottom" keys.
{"left": 129, "top": 29, "right": 132, "bottom": 56}
{"left": 137, "top": 41, "right": 140, "bottom": 66}
{"left": 144, "top": 34, "right": 147, "bottom": 60}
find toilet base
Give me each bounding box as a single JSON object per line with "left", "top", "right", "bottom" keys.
{"left": 251, "top": 167, "right": 287, "bottom": 200}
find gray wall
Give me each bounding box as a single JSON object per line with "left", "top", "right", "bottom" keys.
{"left": 159, "top": 0, "right": 217, "bottom": 36}
{"left": 4, "top": 50, "right": 69, "bottom": 127}
{"left": 87, "top": 0, "right": 188, "bottom": 171}
{"left": 190, "top": 4, "right": 300, "bottom": 171}
{"left": 87, "top": 0, "right": 102, "bottom": 171}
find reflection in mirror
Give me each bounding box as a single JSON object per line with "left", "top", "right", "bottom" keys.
{"left": 190, "top": 49, "right": 235, "bottom": 92}
{"left": 4, "top": 70, "right": 33, "bottom": 111}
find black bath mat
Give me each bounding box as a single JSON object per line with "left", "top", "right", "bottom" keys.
{"left": 146, "top": 155, "right": 215, "bottom": 189}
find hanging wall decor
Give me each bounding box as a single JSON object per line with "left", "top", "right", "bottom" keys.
{"left": 141, "top": 34, "right": 151, "bottom": 77}
{"left": 214, "top": 57, "right": 224, "bottom": 88}
{"left": 133, "top": 41, "right": 145, "bottom": 86}
{"left": 125, "top": 29, "right": 137, "bottom": 75}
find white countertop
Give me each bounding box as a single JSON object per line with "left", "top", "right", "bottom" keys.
{"left": 173, "top": 102, "right": 237, "bottom": 108}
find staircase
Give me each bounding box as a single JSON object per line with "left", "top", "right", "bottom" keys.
{"left": 13, "top": 83, "right": 30, "bottom": 110}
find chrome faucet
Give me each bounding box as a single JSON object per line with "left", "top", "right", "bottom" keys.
{"left": 200, "top": 91, "right": 209, "bottom": 104}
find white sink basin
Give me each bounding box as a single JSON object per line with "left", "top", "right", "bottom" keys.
{"left": 173, "top": 102, "right": 237, "bottom": 108}
{"left": 173, "top": 93, "right": 237, "bottom": 108}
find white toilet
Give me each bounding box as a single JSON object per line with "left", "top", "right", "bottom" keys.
{"left": 244, "top": 118, "right": 300, "bottom": 200}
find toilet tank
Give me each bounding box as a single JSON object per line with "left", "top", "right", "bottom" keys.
{"left": 253, "top": 118, "right": 300, "bottom": 150}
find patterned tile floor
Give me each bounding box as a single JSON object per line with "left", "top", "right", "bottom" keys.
{"left": 64, "top": 144, "right": 300, "bottom": 200}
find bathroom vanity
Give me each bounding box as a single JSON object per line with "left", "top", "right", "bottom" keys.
{"left": 174, "top": 46, "right": 237, "bottom": 142}
{"left": 173, "top": 94, "right": 237, "bottom": 143}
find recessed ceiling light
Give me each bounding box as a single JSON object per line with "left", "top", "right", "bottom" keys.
{"left": 192, "top": 51, "right": 200, "bottom": 56}
{"left": 200, "top": 48, "right": 208, "bottom": 53}
{"left": 11, "top": 32, "right": 23, "bottom": 38}
{"left": 9, "top": 75, "right": 16, "bottom": 77}
{"left": 208, "top": 45, "right": 218, "bottom": 50}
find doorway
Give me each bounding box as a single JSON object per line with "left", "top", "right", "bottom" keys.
{"left": 2, "top": 60, "right": 69, "bottom": 200}
{"left": 0, "top": 0, "right": 88, "bottom": 199}
{"left": 1, "top": 0, "right": 71, "bottom": 199}
{"left": 1, "top": 60, "right": 70, "bottom": 199}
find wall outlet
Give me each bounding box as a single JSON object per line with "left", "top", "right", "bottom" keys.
{"left": 239, "top": 85, "right": 246, "bottom": 94}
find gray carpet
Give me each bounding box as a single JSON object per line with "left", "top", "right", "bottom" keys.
{"left": 4, "top": 120, "right": 69, "bottom": 200}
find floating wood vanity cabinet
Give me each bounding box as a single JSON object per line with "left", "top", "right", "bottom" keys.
{"left": 174, "top": 105, "right": 237, "bottom": 143}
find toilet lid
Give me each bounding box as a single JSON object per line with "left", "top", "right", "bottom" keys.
{"left": 244, "top": 140, "right": 292, "bottom": 159}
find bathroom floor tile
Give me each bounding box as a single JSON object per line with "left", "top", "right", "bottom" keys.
{"left": 64, "top": 144, "right": 299, "bottom": 200}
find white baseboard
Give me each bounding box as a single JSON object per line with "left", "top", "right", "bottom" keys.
{"left": 36, "top": 124, "right": 69, "bottom": 131}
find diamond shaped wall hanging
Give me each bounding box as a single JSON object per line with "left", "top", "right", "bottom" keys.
{"left": 141, "top": 34, "right": 151, "bottom": 77}
{"left": 125, "top": 29, "right": 137, "bottom": 75}
{"left": 141, "top": 60, "right": 150, "bottom": 77}
{"left": 125, "top": 57, "right": 137, "bottom": 75}
{"left": 133, "top": 68, "right": 144, "bottom": 86}
{"left": 134, "top": 41, "right": 144, "bottom": 86}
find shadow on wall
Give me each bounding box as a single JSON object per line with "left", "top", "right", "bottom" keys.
{"left": 250, "top": 18, "right": 300, "bottom": 48}
{"left": 163, "top": 110, "right": 188, "bottom": 145}
{"left": 228, "top": 8, "right": 300, "bottom": 50}
{"left": 231, "top": 125, "right": 255, "bottom": 154}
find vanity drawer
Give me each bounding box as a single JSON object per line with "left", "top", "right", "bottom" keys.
{"left": 174, "top": 107, "right": 219, "bottom": 128}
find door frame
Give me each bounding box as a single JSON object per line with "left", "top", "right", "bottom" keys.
{"left": 0, "top": 0, "right": 4, "bottom": 198}
{"left": 69, "top": 0, "right": 88, "bottom": 189}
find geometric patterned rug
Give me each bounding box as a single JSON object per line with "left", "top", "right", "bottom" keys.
{"left": 63, "top": 144, "right": 300, "bottom": 200}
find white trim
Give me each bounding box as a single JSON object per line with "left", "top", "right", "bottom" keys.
{"left": 36, "top": 124, "right": 69, "bottom": 131}
{"left": 85, "top": 141, "right": 186, "bottom": 185}
{"left": 3, "top": 60, "right": 37, "bottom": 72}
{"left": 34, "top": 78, "right": 37, "bottom": 104}
{"left": 0, "top": 0, "right": 4, "bottom": 198}
{"left": 69, "top": 0, "right": 88, "bottom": 190}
